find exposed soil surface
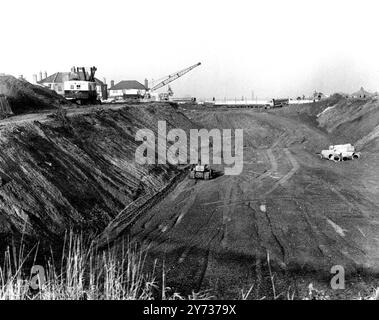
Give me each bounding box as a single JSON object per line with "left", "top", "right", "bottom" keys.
{"left": 0, "top": 75, "right": 70, "bottom": 115}
{"left": 0, "top": 102, "right": 197, "bottom": 251}
{"left": 118, "top": 98, "right": 379, "bottom": 298}
{"left": 1, "top": 92, "right": 379, "bottom": 298}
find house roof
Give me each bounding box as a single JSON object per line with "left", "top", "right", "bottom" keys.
{"left": 38, "top": 72, "right": 105, "bottom": 86}
{"left": 38, "top": 72, "right": 68, "bottom": 84}
{"left": 352, "top": 87, "right": 373, "bottom": 97}
{"left": 94, "top": 78, "right": 105, "bottom": 85}
{"left": 110, "top": 80, "right": 146, "bottom": 90}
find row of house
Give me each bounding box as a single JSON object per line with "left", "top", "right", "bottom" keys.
{"left": 36, "top": 69, "right": 148, "bottom": 101}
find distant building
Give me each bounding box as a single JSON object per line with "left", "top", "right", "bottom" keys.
{"left": 38, "top": 72, "right": 68, "bottom": 95}
{"left": 38, "top": 71, "right": 108, "bottom": 100}
{"left": 351, "top": 87, "right": 374, "bottom": 99}
{"left": 108, "top": 80, "right": 147, "bottom": 100}
{"left": 313, "top": 91, "right": 327, "bottom": 101}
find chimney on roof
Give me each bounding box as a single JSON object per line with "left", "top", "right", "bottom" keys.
{"left": 33, "top": 74, "right": 37, "bottom": 84}
{"left": 144, "top": 78, "right": 149, "bottom": 89}
{"left": 44, "top": 71, "right": 47, "bottom": 79}
{"left": 39, "top": 71, "right": 42, "bottom": 81}
{"left": 103, "top": 77, "right": 106, "bottom": 85}
{"left": 111, "top": 80, "right": 115, "bottom": 88}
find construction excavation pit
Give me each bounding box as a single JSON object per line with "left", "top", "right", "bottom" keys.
{"left": 1, "top": 75, "right": 379, "bottom": 300}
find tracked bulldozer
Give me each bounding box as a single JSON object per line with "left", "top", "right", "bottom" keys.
{"left": 189, "top": 164, "right": 213, "bottom": 180}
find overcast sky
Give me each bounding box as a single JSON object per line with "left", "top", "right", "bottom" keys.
{"left": 1, "top": 0, "right": 379, "bottom": 99}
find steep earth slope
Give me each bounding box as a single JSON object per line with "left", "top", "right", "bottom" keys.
{"left": 274, "top": 94, "right": 379, "bottom": 150}
{"left": 0, "top": 103, "right": 196, "bottom": 248}
{"left": 317, "top": 97, "right": 379, "bottom": 151}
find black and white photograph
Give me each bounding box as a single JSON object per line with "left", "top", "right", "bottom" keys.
{"left": 1, "top": 0, "right": 379, "bottom": 309}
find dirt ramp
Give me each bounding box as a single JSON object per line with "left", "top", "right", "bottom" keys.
{"left": 0, "top": 75, "right": 70, "bottom": 115}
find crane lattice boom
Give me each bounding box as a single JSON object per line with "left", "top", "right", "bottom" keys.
{"left": 149, "top": 62, "right": 201, "bottom": 92}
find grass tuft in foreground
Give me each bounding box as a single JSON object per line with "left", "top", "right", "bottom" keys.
{"left": 1, "top": 232, "right": 379, "bottom": 300}
{"left": 0, "top": 232, "right": 212, "bottom": 300}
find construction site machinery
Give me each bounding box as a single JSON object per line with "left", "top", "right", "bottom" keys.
{"left": 189, "top": 164, "right": 214, "bottom": 180}
{"left": 272, "top": 98, "right": 289, "bottom": 108}
{"left": 145, "top": 62, "right": 201, "bottom": 101}
{"left": 63, "top": 66, "right": 100, "bottom": 105}
{"left": 319, "top": 144, "right": 361, "bottom": 161}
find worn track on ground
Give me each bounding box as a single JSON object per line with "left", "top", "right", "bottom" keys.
{"left": 102, "top": 109, "right": 379, "bottom": 295}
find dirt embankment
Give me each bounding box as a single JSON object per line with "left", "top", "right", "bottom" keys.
{"left": 0, "top": 103, "right": 196, "bottom": 248}
{"left": 316, "top": 97, "right": 379, "bottom": 151}
{"left": 0, "top": 75, "right": 70, "bottom": 116}
{"left": 274, "top": 94, "right": 379, "bottom": 151}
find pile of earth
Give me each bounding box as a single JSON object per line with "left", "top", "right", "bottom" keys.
{"left": 0, "top": 75, "right": 70, "bottom": 115}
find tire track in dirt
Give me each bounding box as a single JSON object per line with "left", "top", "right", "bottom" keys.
{"left": 201, "top": 136, "right": 284, "bottom": 209}
{"left": 266, "top": 148, "right": 280, "bottom": 179}
{"left": 176, "top": 207, "right": 219, "bottom": 263}
{"left": 136, "top": 181, "right": 201, "bottom": 250}
{"left": 96, "top": 167, "right": 190, "bottom": 248}
{"left": 327, "top": 183, "right": 355, "bottom": 213}
{"left": 293, "top": 184, "right": 367, "bottom": 266}
{"left": 140, "top": 194, "right": 199, "bottom": 249}
{"left": 241, "top": 132, "right": 286, "bottom": 185}
{"left": 220, "top": 180, "right": 236, "bottom": 248}
{"left": 307, "top": 174, "right": 369, "bottom": 246}
{"left": 263, "top": 148, "right": 299, "bottom": 197}
{"left": 254, "top": 146, "right": 299, "bottom": 266}
{"left": 259, "top": 203, "right": 286, "bottom": 264}
{"left": 196, "top": 227, "right": 223, "bottom": 290}
{"left": 294, "top": 199, "right": 336, "bottom": 259}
